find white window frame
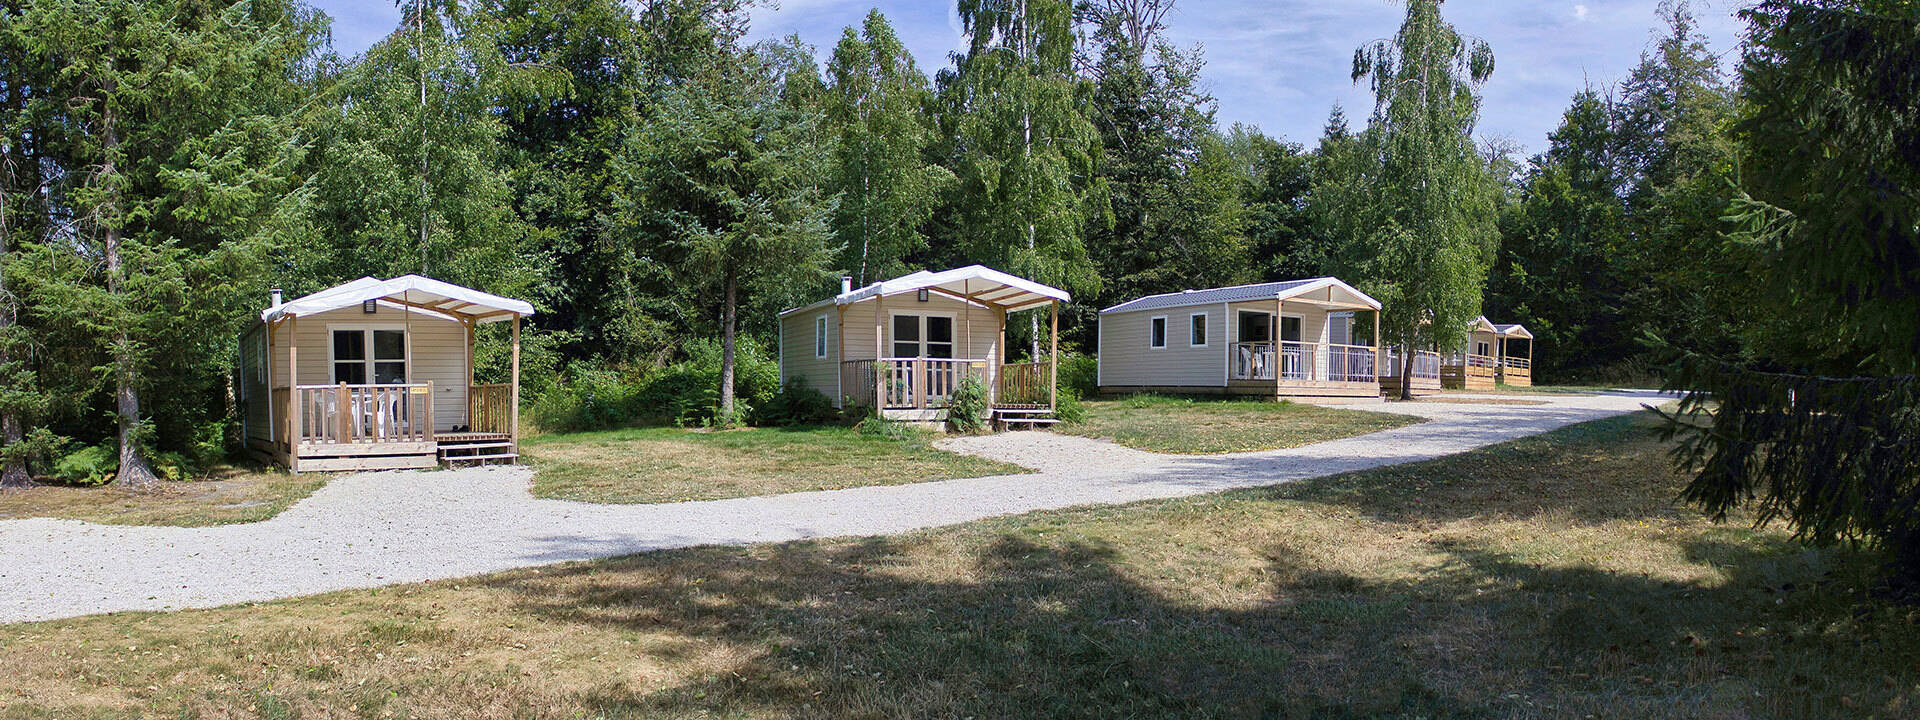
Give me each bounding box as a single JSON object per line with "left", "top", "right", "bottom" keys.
{"left": 814, "top": 314, "right": 829, "bottom": 359}
{"left": 1148, "top": 315, "right": 1168, "bottom": 349}
{"left": 885, "top": 309, "right": 960, "bottom": 359}
{"left": 1188, "top": 312, "right": 1209, "bottom": 348}
{"left": 325, "top": 323, "right": 413, "bottom": 386}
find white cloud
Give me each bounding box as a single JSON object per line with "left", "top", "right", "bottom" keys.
{"left": 1574, "top": 4, "right": 1591, "bottom": 22}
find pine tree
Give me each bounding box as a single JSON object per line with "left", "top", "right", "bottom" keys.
{"left": 16, "top": 0, "right": 326, "bottom": 486}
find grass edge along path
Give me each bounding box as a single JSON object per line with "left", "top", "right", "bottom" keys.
{"left": 6, "top": 412, "right": 1908, "bottom": 718}
{"left": 1059, "top": 394, "right": 1426, "bottom": 454}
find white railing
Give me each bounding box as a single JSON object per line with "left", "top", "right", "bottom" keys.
{"left": 1384, "top": 348, "right": 1442, "bottom": 380}
{"left": 1234, "top": 342, "right": 1375, "bottom": 383}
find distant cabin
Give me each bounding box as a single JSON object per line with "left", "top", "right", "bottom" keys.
{"left": 237, "top": 275, "right": 532, "bottom": 473}
{"left": 778, "top": 265, "right": 1068, "bottom": 427}
{"left": 1097, "top": 278, "right": 1384, "bottom": 398}
{"left": 1442, "top": 316, "right": 1534, "bottom": 389}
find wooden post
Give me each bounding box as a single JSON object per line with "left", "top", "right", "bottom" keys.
{"left": 873, "top": 295, "right": 885, "bottom": 409}
{"left": 464, "top": 318, "right": 474, "bottom": 428}
{"left": 510, "top": 315, "right": 521, "bottom": 451}
{"left": 996, "top": 307, "right": 1007, "bottom": 402}
{"left": 336, "top": 382, "right": 349, "bottom": 445}
{"left": 286, "top": 315, "right": 299, "bottom": 471}
{"left": 423, "top": 380, "right": 435, "bottom": 443}
{"left": 1048, "top": 301, "right": 1059, "bottom": 411}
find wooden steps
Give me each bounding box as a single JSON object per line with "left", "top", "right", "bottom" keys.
{"left": 992, "top": 407, "right": 1059, "bottom": 430}
{"left": 438, "top": 439, "right": 518, "bottom": 466}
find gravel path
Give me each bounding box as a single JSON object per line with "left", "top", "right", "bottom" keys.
{"left": 0, "top": 390, "right": 1661, "bottom": 624}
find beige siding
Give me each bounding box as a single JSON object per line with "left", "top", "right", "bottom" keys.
{"left": 839, "top": 294, "right": 1000, "bottom": 362}
{"left": 779, "top": 307, "right": 841, "bottom": 402}
{"left": 1098, "top": 304, "right": 1229, "bottom": 388}
{"left": 784, "top": 295, "right": 1004, "bottom": 406}
{"left": 269, "top": 306, "right": 470, "bottom": 431}
{"left": 1100, "top": 301, "right": 1362, "bottom": 388}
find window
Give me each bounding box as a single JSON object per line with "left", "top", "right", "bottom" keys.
{"left": 814, "top": 315, "right": 829, "bottom": 358}
{"left": 1149, "top": 316, "right": 1167, "bottom": 348}
{"left": 1330, "top": 314, "right": 1352, "bottom": 346}
{"left": 1280, "top": 316, "right": 1302, "bottom": 343}
{"left": 331, "top": 328, "right": 408, "bottom": 385}
{"left": 1237, "top": 311, "right": 1272, "bottom": 343}
{"left": 1189, "top": 313, "right": 1208, "bottom": 347}
{"left": 1475, "top": 341, "right": 1491, "bottom": 357}
{"left": 889, "top": 314, "right": 954, "bottom": 359}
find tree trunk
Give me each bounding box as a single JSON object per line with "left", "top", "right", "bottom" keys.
{"left": 1398, "top": 345, "right": 1415, "bottom": 401}
{"left": 718, "top": 268, "right": 738, "bottom": 424}
{"left": 0, "top": 147, "right": 27, "bottom": 488}
{"left": 101, "top": 84, "right": 157, "bottom": 489}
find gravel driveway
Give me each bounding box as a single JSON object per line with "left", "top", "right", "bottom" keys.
{"left": 0, "top": 391, "right": 1661, "bottom": 624}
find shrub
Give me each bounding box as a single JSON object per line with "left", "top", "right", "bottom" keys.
{"left": 856, "top": 410, "right": 916, "bottom": 440}
{"left": 1052, "top": 387, "right": 1089, "bottom": 424}
{"left": 1058, "top": 353, "right": 1100, "bottom": 397}
{"left": 946, "top": 376, "right": 989, "bottom": 433}
{"left": 530, "top": 337, "right": 784, "bottom": 432}
{"left": 755, "top": 379, "right": 842, "bottom": 427}
{"left": 53, "top": 443, "right": 117, "bottom": 486}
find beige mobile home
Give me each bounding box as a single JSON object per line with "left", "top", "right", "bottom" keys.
{"left": 777, "top": 266, "right": 1068, "bottom": 425}
{"left": 1097, "top": 278, "right": 1384, "bottom": 398}
{"left": 237, "top": 275, "right": 532, "bottom": 473}
{"left": 1441, "top": 316, "right": 1535, "bottom": 389}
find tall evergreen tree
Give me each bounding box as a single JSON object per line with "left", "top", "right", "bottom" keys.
{"left": 1329, "top": 0, "right": 1499, "bottom": 398}
{"left": 824, "top": 11, "right": 951, "bottom": 286}
{"left": 1486, "top": 89, "right": 1632, "bottom": 378}
{"left": 1081, "top": 1, "right": 1251, "bottom": 306}
{"left": 16, "top": 0, "right": 326, "bottom": 485}
{"left": 612, "top": 28, "right": 837, "bottom": 422}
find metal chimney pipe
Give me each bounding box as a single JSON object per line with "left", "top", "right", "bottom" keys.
{"left": 270, "top": 288, "right": 283, "bottom": 307}
{"left": 840, "top": 276, "right": 853, "bottom": 294}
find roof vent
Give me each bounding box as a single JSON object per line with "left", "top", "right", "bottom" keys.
{"left": 270, "top": 288, "right": 283, "bottom": 307}
{"left": 841, "top": 276, "right": 853, "bottom": 294}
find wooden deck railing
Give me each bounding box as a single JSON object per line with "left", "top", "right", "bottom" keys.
{"left": 293, "top": 383, "right": 434, "bottom": 446}
{"left": 841, "top": 358, "right": 988, "bottom": 409}
{"left": 469, "top": 383, "right": 513, "bottom": 435}
{"left": 998, "top": 360, "right": 1049, "bottom": 407}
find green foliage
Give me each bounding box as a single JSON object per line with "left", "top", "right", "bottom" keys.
{"left": 855, "top": 412, "right": 915, "bottom": 440}
{"left": 941, "top": 0, "right": 1102, "bottom": 299}
{"left": 1056, "top": 353, "right": 1099, "bottom": 397}
{"left": 824, "top": 11, "right": 953, "bottom": 286}
{"left": 1050, "top": 387, "right": 1088, "bottom": 424}
{"left": 753, "top": 379, "right": 843, "bottom": 428}
{"left": 1664, "top": 0, "right": 1920, "bottom": 590}
{"left": 1328, "top": 0, "right": 1499, "bottom": 377}
{"left": 946, "top": 376, "right": 989, "bottom": 433}
{"left": 1082, "top": 10, "right": 1251, "bottom": 308}
{"left": 54, "top": 443, "right": 118, "bottom": 486}
{"left": 532, "top": 338, "right": 782, "bottom": 432}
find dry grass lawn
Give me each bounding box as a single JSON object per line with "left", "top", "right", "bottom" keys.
{"left": 2, "top": 412, "right": 1915, "bottom": 719}
{"left": 0, "top": 467, "right": 326, "bottom": 526}
{"left": 1061, "top": 393, "right": 1425, "bottom": 453}
{"left": 522, "top": 425, "right": 1027, "bottom": 503}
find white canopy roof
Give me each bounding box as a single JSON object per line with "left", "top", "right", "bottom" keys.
{"left": 1101, "top": 276, "right": 1381, "bottom": 314}
{"left": 782, "top": 265, "right": 1070, "bottom": 316}
{"left": 1471, "top": 316, "right": 1533, "bottom": 339}
{"left": 261, "top": 275, "right": 535, "bottom": 325}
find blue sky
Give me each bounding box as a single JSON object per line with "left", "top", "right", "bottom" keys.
{"left": 309, "top": 0, "right": 1747, "bottom": 157}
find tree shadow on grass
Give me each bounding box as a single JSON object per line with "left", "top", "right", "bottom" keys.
{"left": 476, "top": 508, "right": 1917, "bottom": 719}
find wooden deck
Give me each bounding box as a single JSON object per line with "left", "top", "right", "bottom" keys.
{"left": 1441, "top": 354, "right": 1498, "bottom": 391}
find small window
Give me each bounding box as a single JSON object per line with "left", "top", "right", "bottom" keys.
{"left": 814, "top": 315, "right": 829, "bottom": 358}
{"left": 332, "top": 330, "right": 368, "bottom": 384}
{"left": 1189, "top": 313, "right": 1208, "bottom": 347}
{"left": 1149, "top": 316, "right": 1167, "bottom": 348}
{"left": 1476, "top": 341, "right": 1491, "bottom": 357}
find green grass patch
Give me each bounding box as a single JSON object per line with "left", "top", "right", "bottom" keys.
{"left": 4, "top": 412, "right": 1915, "bottom": 719}
{"left": 0, "top": 466, "right": 327, "bottom": 527}
{"left": 1059, "top": 393, "right": 1425, "bottom": 453}
{"left": 523, "top": 424, "right": 1028, "bottom": 503}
